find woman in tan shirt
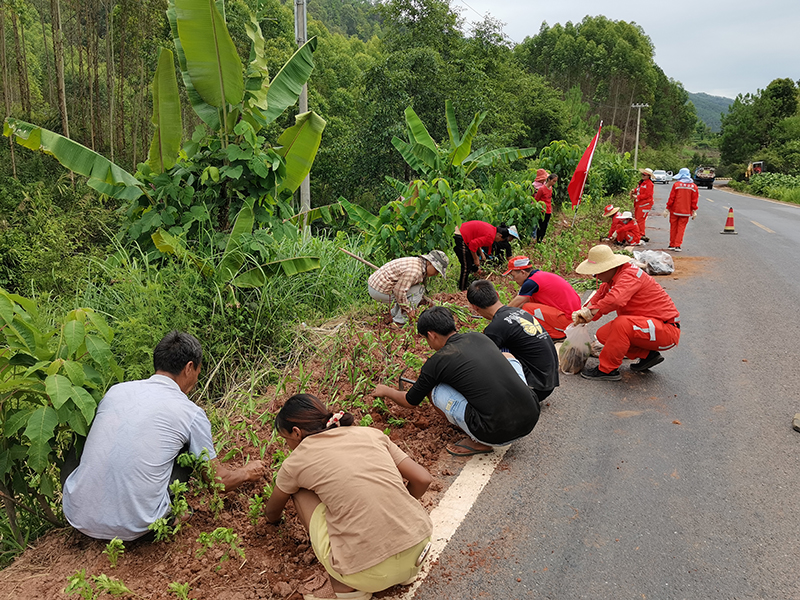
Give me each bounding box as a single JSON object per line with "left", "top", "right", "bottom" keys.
{"left": 265, "top": 394, "right": 433, "bottom": 600}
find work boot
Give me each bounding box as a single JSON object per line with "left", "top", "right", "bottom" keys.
{"left": 580, "top": 366, "right": 621, "bottom": 381}
{"left": 630, "top": 351, "right": 664, "bottom": 372}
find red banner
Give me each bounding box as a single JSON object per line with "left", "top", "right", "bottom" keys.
{"left": 568, "top": 123, "right": 603, "bottom": 209}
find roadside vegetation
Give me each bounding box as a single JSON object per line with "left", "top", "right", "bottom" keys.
{"left": 1, "top": 0, "right": 769, "bottom": 579}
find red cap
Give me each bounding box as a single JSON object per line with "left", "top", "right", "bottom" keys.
{"left": 502, "top": 256, "right": 532, "bottom": 276}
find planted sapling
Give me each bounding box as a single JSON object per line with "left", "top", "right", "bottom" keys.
{"left": 102, "top": 538, "right": 125, "bottom": 569}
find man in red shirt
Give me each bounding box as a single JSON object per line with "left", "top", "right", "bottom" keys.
{"left": 630, "top": 168, "right": 654, "bottom": 241}
{"left": 454, "top": 221, "right": 518, "bottom": 290}
{"left": 504, "top": 255, "right": 580, "bottom": 341}
{"left": 571, "top": 245, "right": 681, "bottom": 380}
{"left": 665, "top": 167, "right": 699, "bottom": 251}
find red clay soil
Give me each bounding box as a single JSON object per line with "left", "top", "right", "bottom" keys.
{"left": 1, "top": 285, "right": 529, "bottom": 600}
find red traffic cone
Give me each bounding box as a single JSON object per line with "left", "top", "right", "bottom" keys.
{"left": 720, "top": 207, "right": 737, "bottom": 234}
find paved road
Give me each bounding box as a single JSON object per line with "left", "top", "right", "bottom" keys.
{"left": 414, "top": 185, "right": 800, "bottom": 599}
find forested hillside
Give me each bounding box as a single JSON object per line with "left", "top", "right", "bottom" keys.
{"left": 687, "top": 91, "right": 733, "bottom": 132}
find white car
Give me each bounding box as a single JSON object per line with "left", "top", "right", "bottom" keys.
{"left": 652, "top": 169, "right": 672, "bottom": 184}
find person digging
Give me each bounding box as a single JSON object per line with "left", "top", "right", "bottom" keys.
{"left": 572, "top": 245, "right": 681, "bottom": 381}
{"left": 372, "top": 306, "right": 540, "bottom": 456}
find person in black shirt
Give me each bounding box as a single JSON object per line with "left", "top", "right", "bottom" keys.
{"left": 467, "top": 280, "right": 559, "bottom": 404}
{"left": 373, "top": 306, "right": 540, "bottom": 456}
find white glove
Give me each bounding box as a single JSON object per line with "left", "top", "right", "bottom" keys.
{"left": 572, "top": 307, "right": 594, "bottom": 325}
{"left": 691, "top": 211, "right": 697, "bottom": 220}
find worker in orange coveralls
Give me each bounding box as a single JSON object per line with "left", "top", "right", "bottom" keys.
{"left": 611, "top": 212, "right": 641, "bottom": 246}
{"left": 665, "top": 167, "right": 699, "bottom": 251}
{"left": 602, "top": 204, "right": 621, "bottom": 241}
{"left": 571, "top": 245, "right": 681, "bottom": 381}
{"left": 630, "top": 168, "right": 654, "bottom": 242}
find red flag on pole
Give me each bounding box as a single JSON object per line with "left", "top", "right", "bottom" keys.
{"left": 568, "top": 122, "right": 603, "bottom": 210}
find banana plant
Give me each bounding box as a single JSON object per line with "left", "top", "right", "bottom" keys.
{"left": 3, "top": 0, "right": 325, "bottom": 250}
{"left": 391, "top": 100, "right": 537, "bottom": 185}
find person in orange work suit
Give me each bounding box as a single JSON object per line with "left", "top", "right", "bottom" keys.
{"left": 602, "top": 204, "right": 621, "bottom": 240}
{"left": 665, "top": 167, "right": 698, "bottom": 251}
{"left": 571, "top": 245, "right": 681, "bottom": 381}
{"left": 630, "top": 168, "right": 654, "bottom": 241}
{"left": 610, "top": 211, "right": 641, "bottom": 246}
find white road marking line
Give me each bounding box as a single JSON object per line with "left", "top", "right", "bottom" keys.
{"left": 706, "top": 198, "right": 714, "bottom": 202}
{"left": 751, "top": 220, "right": 775, "bottom": 233}
{"left": 392, "top": 447, "right": 510, "bottom": 599}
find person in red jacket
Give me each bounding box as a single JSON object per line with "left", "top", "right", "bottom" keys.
{"left": 602, "top": 204, "right": 621, "bottom": 240}
{"left": 454, "top": 221, "right": 518, "bottom": 290}
{"left": 534, "top": 173, "right": 558, "bottom": 243}
{"left": 571, "top": 245, "right": 681, "bottom": 381}
{"left": 630, "top": 168, "right": 654, "bottom": 241}
{"left": 665, "top": 168, "right": 699, "bottom": 251}
{"left": 611, "top": 212, "right": 641, "bottom": 246}
{"left": 504, "top": 255, "right": 580, "bottom": 341}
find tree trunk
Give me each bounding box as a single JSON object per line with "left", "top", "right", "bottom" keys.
{"left": 621, "top": 85, "right": 636, "bottom": 153}
{"left": 10, "top": 10, "right": 31, "bottom": 118}
{"left": 106, "top": 0, "right": 114, "bottom": 160}
{"left": 0, "top": 479, "right": 22, "bottom": 547}
{"left": 51, "top": 0, "right": 70, "bottom": 138}
{"left": 117, "top": 0, "right": 126, "bottom": 164}
{"left": 38, "top": 0, "right": 54, "bottom": 106}
{"left": 0, "top": 6, "right": 17, "bottom": 178}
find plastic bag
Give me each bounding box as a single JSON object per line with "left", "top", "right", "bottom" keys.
{"left": 633, "top": 250, "right": 675, "bottom": 276}
{"left": 558, "top": 324, "right": 592, "bottom": 374}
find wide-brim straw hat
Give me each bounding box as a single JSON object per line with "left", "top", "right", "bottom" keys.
{"left": 603, "top": 204, "right": 620, "bottom": 217}
{"left": 421, "top": 250, "right": 449, "bottom": 278}
{"left": 639, "top": 168, "right": 654, "bottom": 177}
{"left": 576, "top": 245, "right": 633, "bottom": 275}
{"left": 619, "top": 211, "right": 633, "bottom": 220}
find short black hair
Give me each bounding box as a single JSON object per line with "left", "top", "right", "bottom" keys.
{"left": 153, "top": 331, "right": 203, "bottom": 375}
{"left": 417, "top": 306, "right": 456, "bottom": 337}
{"left": 546, "top": 173, "right": 558, "bottom": 182}
{"left": 466, "top": 280, "right": 499, "bottom": 309}
{"left": 496, "top": 223, "right": 511, "bottom": 241}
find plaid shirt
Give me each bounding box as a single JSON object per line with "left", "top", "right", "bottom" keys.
{"left": 368, "top": 257, "right": 427, "bottom": 308}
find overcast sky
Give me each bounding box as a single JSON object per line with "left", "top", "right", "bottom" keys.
{"left": 453, "top": 0, "right": 799, "bottom": 99}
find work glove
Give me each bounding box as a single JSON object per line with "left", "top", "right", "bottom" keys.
{"left": 691, "top": 211, "right": 697, "bottom": 220}
{"left": 572, "top": 307, "right": 594, "bottom": 325}
{"left": 662, "top": 210, "right": 669, "bottom": 218}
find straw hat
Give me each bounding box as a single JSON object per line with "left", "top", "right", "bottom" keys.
{"left": 603, "top": 204, "right": 620, "bottom": 217}
{"left": 639, "top": 168, "right": 654, "bottom": 177}
{"left": 502, "top": 255, "right": 531, "bottom": 276}
{"left": 421, "top": 250, "right": 449, "bottom": 277}
{"left": 619, "top": 211, "right": 633, "bottom": 220}
{"left": 576, "top": 245, "right": 633, "bottom": 275}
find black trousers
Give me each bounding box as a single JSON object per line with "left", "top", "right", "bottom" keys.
{"left": 537, "top": 213, "right": 552, "bottom": 243}
{"left": 454, "top": 234, "right": 477, "bottom": 291}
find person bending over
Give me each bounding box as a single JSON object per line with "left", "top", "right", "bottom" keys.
{"left": 373, "top": 306, "right": 540, "bottom": 457}
{"left": 265, "top": 394, "right": 432, "bottom": 600}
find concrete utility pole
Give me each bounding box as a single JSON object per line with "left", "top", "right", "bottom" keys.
{"left": 631, "top": 103, "right": 649, "bottom": 170}
{"left": 294, "top": 0, "right": 310, "bottom": 216}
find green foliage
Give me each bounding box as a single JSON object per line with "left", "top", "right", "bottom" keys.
{"left": 65, "top": 569, "right": 133, "bottom": 599}
{"left": 168, "top": 581, "right": 192, "bottom": 600}
{"left": 0, "top": 291, "right": 122, "bottom": 547}
{"left": 455, "top": 179, "right": 545, "bottom": 239}
{"left": 103, "top": 538, "right": 125, "bottom": 569}
{"left": 196, "top": 527, "right": 245, "bottom": 563}
{"left": 342, "top": 179, "right": 459, "bottom": 259}
{"left": 535, "top": 140, "right": 582, "bottom": 206}
{"left": 731, "top": 172, "right": 800, "bottom": 205}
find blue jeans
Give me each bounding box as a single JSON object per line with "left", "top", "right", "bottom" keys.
{"left": 431, "top": 357, "right": 526, "bottom": 446}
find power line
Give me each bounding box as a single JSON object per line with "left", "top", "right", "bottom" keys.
{"left": 453, "top": 0, "right": 519, "bottom": 45}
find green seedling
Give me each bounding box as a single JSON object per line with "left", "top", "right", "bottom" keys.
{"left": 65, "top": 569, "right": 132, "bottom": 599}
{"left": 248, "top": 495, "right": 264, "bottom": 526}
{"left": 360, "top": 414, "right": 374, "bottom": 427}
{"left": 168, "top": 581, "right": 191, "bottom": 600}
{"left": 148, "top": 517, "right": 175, "bottom": 542}
{"left": 271, "top": 449, "right": 288, "bottom": 470}
{"left": 383, "top": 427, "right": 392, "bottom": 436}
{"left": 387, "top": 416, "right": 406, "bottom": 428}
{"left": 102, "top": 538, "right": 125, "bottom": 569}
{"left": 196, "top": 527, "right": 245, "bottom": 566}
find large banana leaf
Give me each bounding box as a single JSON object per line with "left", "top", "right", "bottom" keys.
{"left": 4, "top": 118, "right": 143, "bottom": 201}
{"left": 451, "top": 111, "right": 487, "bottom": 166}
{"left": 391, "top": 136, "right": 430, "bottom": 176}
{"left": 243, "top": 12, "right": 269, "bottom": 113}
{"left": 231, "top": 256, "right": 320, "bottom": 288}
{"left": 175, "top": 0, "right": 244, "bottom": 108}
{"left": 274, "top": 111, "right": 326, "bottom": 195}
{"left": 445, "top": 99, "right": 461, "bottom": 148}
{"left": 261, "top": 37, "right": 318, "bottom": 125}
{"left": 217, "top": 198, "right": 255, "bottom": 281}
{"left": 166, "top": 0, "right": 220, "bottom": 130}
{"left": 463, "top": 146, "right": 538, "bottom": 175}
{"left": 340, "top": 198, "right": 380, "bottom": 231}
{"left": 148, "top": 48, "right": 183, "bottom": 174}
{"left": 404, "top": 106, "right": 438, "bottom": 155}
{"left": 284, "top": 202, "right": 345, "bottom": 227}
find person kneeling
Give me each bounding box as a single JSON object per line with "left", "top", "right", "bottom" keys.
{"left": 265, "top": 394, "right": 433, "bottom": 600}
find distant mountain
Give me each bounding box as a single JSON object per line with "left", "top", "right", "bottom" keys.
{"left": 687, "top": 92, "right": 734, "bottom": 133}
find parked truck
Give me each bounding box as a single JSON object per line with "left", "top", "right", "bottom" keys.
{"left": 693, "top": 166, "right": 715, "bottom": 189}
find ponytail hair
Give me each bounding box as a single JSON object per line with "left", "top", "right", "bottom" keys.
{"left": 275, "top": 393, "right": 355, "bottom": 436}
{"left": 496, "top": 223, "right": 511, "bottom": 241}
